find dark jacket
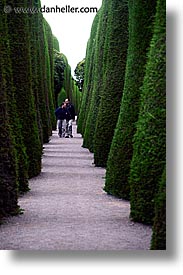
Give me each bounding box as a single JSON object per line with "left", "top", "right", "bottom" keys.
{"left": 55, "top": 107, "right": 66, "bottom": 120}
{"left": 66, "top": 103, "right": 75, "bottom": 120}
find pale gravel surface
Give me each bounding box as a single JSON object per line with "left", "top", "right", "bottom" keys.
{"left": 0, "top": 122, "right": 152, "bottom": 250}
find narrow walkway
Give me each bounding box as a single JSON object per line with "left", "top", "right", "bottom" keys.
{"left": 0, "top": 122, "right": 152, "bottom": 250}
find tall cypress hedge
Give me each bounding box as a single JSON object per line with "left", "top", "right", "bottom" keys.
{"left": 37, "top": 15, "right": 52, "bottom": 142}
{"left": 7, "top": 0, "right": 42, "bottom": 178}
{"left": 104, "top": 0, "right": 157, "bottom": 198}
{"left": 0, "top": 98, "right": 19, "bottom": 219}
{"left": 54, "top": 51, "right": 66, "bottom": 106}
{"left": 29, "top": 0, "right": 43, "bottom": 144}
{"left": 77, "top": 12, "right": 100, "bottom": 135}
{"left": 43, "top": 19, "right": 56, "bottom": 132}
{"left": 93, "top": 0, "right": 128, "bottom": 167}
{"left": 151, "top": 167, "right": 166, "bottom": 250}
{"left": 129, "top": 0, "right": 166, "bottom": 225}
{"left": 28, "top": 1, "right": 56, "bottom": 144}
{"left": 71, "top": 79, "right": 81, "bottom": 115}
{"left": 83, "top": 5, "right": 108, "bottom": 152}
{"left": 53, "top": 35, "right": 60, "bottom": 51}
{"left": 0, "top": 2, "right": 19, "bottom": 218}
{"left": 0, "top": 0, "right": 60, "bottom": 221}
{"left": 0, "top": 1, "right": 29, "bottom": 194}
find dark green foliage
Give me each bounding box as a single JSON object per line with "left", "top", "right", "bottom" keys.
{"left": 129, "top": 0, "right": 166, "bottom": 225}
{"left": 83, "top": 5, "right": 108, "bottom": 152}
{"left": 7, "top": 0, "right": 42, "bottom": 178}
{"left": 0, "top": 0, "right": 60, "bottom": 221}
{"left": 28, "top": 0, "right": 43, "bottom": 144}
{"left": 77, "top": 12, "right": 100, "bottom": 135}
{"left": 93, "top": 0, "right": 128, "bottom": 167}
{"left": 71, "top": 80, "right": 81, "bottom": 115}
{"left": 36, "top": 16, "right": 52, "bottom": 142}
{"left": 74, "top": 59, "right": 85, "bottom": 92}
{"left": 151, "top": 168, "right": 166, "bottom": 250}
{"left": 104, "top": 0, "right": 157, "bottom": 198}
{"left": 1, "top": 1, "right": 29, "bottom": 194}
{"left": 54, "top": 51, "right": 67, "bottom": 106}
{"left": 64, "top": 63, "right": 72, "bottom": 100}
{"left": 0, "top": 104, "right": 19, "bottom": 219}
{"left": 53, "top": 35, "right": 60, "bottom": 51}
{"left": 57, "top": 87, "right": 67, "bottom": 106}
{"left": 54, "top": 50, "right": 76, "bottom": 113}
{"left": 0, "top": 3, "right": 19, "bottom": 218}
{"left": 43, "top": 19, "right": 56, "bottom": 131}
{"left": 29, "top": 3, "right": 56, "bottom": 143}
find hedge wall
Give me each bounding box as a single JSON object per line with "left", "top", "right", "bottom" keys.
{"left": 43, "top": 19, "right": 56, "bottom": 132}
{"left": 104, "top": 0, "right": 157, "bottom": 199}
{"left": 129, "top": 0, "right": 166, "bottom": 225}
{"left": 0, "top": 2, "right": 19, "bottom": 218}
{"left": 7, "top": 0, "right": 42, "bottom": 179}
{"left": 53, "top": 35, "right": 60, "bottom": 52}
{"left": 151, "top": 167, "right": 166, "bottom": 250}
{"left": 77, "top": 12, "right": 100, "bottom": 135}
{"left": 93, "top": 0, "right": 128, "bottom": 167}
{"left": 72, "top": 80, "right": 81, "bottom": 115}
{"left": 0, "top": 0, "right": 61, "bottom": 220}
{"left": 83, "top": 5, "right": 108, "bottom": 152}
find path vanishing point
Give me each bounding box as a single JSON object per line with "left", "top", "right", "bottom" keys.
{"left": 0, "top": 121, "right": 152, "bottom": 250}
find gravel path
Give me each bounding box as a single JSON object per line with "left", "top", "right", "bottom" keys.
{"left": 0, "top": 122, "right": 152, "bottom": 250}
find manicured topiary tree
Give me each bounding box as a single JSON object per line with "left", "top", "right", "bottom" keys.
{"left": 58, "top": 87, "right": 67, "bottom": 106}
{"left": 104, "top": 0, "right": 157, "bottom": 199}
{"left": 0, "top": 2, "right": 19, "bottom": 219}
{"left": 43, "top": 19, "right": 56, "bottom": 132}
{"left": 71, "top": 79, "right": 80, "bottom": 115}
{"left": 64, "top": 63, "right": 72, "bottom": 100}
{"left": 0, "top": 100, "right": 19, "bottom": 219}
{"left": 53, "top": 35, "right": 60, "bottom": 51}
{"left": 77, "top": 12, "right": 100, "bottom": 135}
{"left": 93, "top": 0, "right": 128, "bottom": 167}
{"left": 129, "top": 0, "right": 166, "bottom": 225}
{"left": 0, "top": 0, "right": 29, "bottom": 194}
{"left": 54, "top": 51, "right": 66, "bottom": 106}
{"left": 151, "top": 167, "right": 166, "bottom": 250}
{"left": 29, "top": 5, "right": 56, "bottom": 143}
{"left": 28, "top": 0, "right": 43, "bottom": 144}
{"left": 7, "top": 0, "right": 42, "bottom": 178}
{"left": 83, "top": 5, "right": 108, "bottom": 152}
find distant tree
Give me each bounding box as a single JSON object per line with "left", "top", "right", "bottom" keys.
{"left": 74, "top": 59, "right": 85, "bottom": 92}
{"left": 57, "top": 87, "right": 67, "bottom": 106}
{"left": 54, "top": 51, "right": 66, "bottom": 106}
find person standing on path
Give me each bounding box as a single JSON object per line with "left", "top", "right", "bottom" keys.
{"left": 65, "top": 98, "right": 75, "bottom": 138}
{"left": 55, "top": 102, "right": 67, "bottom": 138}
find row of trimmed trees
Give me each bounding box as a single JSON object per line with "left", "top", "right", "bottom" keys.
{"left": 77, "top": 0, "right": 166, "bottom": 250}
{"left": 0, "top": 0, "right": 55, "bottom": 220}
{"left": 55, "top": 52, "right": 82, "bottom": 115}
{"left": 0, "top": 0, "right": 78, "bottom": 221}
